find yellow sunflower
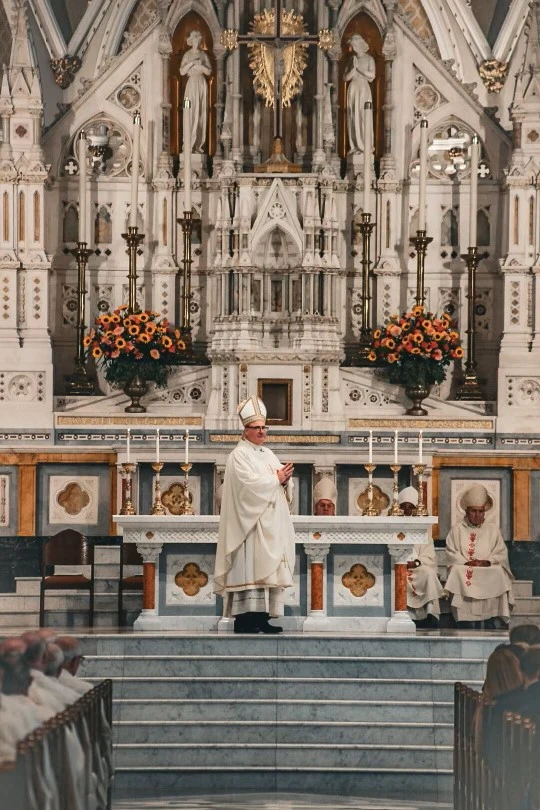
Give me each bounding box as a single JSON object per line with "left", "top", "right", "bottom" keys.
{"left": 161, "top": 335, "right": 173, "bottom": 348}
{"left": 92, "top": 347, "right": 102, "bottom": 358}
{"left": 139, "top": 313, "right": 150, "bottom": 323}
{"left": 83, "top": 336, "right": 92, "bottom": 347}
{"left": 128, "top": 325, "right": 140, "bottom": 336}
{"left": 367, "top": 351, "right": 377, "bottom": 362}
{"left": 116, "top": 338, "right": 126, "bottom": 349}
{"left": 139, "top": 333, "right": 150, "bottom": 343}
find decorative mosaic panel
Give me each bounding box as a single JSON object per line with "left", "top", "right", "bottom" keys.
{"left": 332, "top": 553, "right": 385, "bottom": 607}
{"left": 49, "top": 476, "right": 99, "bottom": 525}
{"left": 159, "top": 475, "right": 201, "bottom": 515}
{"left": 166, "top": 552, "right": 215, "bottom": 606}
{"left": 348, "top": 477, "right": 394, "bottom": 517}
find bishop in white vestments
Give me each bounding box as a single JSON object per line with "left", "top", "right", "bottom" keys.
{"left": 213, "top": 396, "right": 296, "bottom": 634}
{"left": 399, "top": 487, "right": 444, "bottom": 626}
{"left": 445, "top": 484, "right": 514, "bottom": 627}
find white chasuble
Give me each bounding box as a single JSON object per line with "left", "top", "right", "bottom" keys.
{"left": 214, "top": 439, "right": 295, "bottom": 615}
{"left": 407, "top": 540, "right": 444, "bottom": 619}
{"left": 444, "top": 520, "right": 514, "bottom": 621}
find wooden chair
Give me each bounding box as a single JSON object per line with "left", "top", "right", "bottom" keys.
{"left": 39, "top": 529, "right": 94, "bottom": 628}
{"left": 118, "top": 542, "right": 143, "bottom": 626}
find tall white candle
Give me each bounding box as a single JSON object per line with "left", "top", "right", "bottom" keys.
{"left": 418, "top": 430, "right": 423, "bottom": 465}
{"left": 394, "top": 430, "right": 399, "bottom": 465}
{"left": 418, "top": 119, "right": 428, "bottom": 231}
{"left": 129, "top": 113, "right": 141, "bottom": 228}
{"left": 126, "top": 428, "right": 131, "bottom": 463}
{"left": 183, "top": 99, "right": 192, "bottom": 214}
{"left": 156, "top": 428, "right": 160, "bottom": 464}
{"left": 368, "top": 430, "right": 373, "bottom": 463}
{"left": 78, "top": 131, "right": 87, "bottom": 243}
{"left": 185, "top": 429, "right": 189, "bottom": 465}
{"left": 469, "top": 134, "right": 479, "bottom": 247}
{"left": 362, "top": 101, "right": 372, "bottom": 215}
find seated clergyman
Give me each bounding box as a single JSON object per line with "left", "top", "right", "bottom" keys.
{"left": 399, "top": 487, "right": 443, "bottom": 626}
{"left": 313, "top": 477, "right": 337, "bottom": 516}
{"left": 444, "top": 484, "right": 514, "bottom": 628}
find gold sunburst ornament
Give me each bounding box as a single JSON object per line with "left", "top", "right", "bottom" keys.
{"left": 248, "top": 8, "right": 308, "bottom": 108}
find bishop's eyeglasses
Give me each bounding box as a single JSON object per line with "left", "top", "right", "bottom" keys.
{"left": 245, "top": 426, "right": 269, "bottom": 432}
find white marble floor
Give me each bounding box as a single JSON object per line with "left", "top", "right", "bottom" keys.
{"left": 112, "top": 793, "right": 452, "bottom": 810}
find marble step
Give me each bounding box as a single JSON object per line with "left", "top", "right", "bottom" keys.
{"left": 509, "top": 614, "right": 540, "bottom": 627}
{"left": 112, "top": 698, "right": 453, "bottom": 724}
{"left": 80, "top": 635, "right": 502, "bottom": 659}
{"left": 83, "top": 657, "right": 486, "bottom": 682}
{"left": 513, "top": 580, "right": 534, "bottom": 597}
{"left": 14, "top": 577, "right": 124, "bottom": 596}
{"left": 113, "top": 719, "right": 454, "bottom": 746}
{"left": 84, "top": 675, "right": 479, "bottom": 702}
{"left": 513, "top": 596, "right": 540, "bottom": 614}
{"left": 0, "top": 592, "right": 141, "bottom": 610}
{"left": 113, "top": 741, "right": 454, "bottom": 770}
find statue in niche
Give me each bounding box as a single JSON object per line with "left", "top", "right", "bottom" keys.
{"left": 344, "top": 34, "right": 375, "bottom": 154}
{"left": 180, "top": 30, "right": 212, "bottom": 153}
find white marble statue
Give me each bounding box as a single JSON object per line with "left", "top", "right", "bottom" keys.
{"left": 180, "top": 30, "right": 212, "bottom": 153}
{"left": 344, "top": 34, "right": 376, "bottom": 155}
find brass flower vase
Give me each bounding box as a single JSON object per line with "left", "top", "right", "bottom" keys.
{"left": 404, "top": 383, "right": 430, "bottom": 416}
{"left": 123, "top": 372, "right": 148, "bottom": 413}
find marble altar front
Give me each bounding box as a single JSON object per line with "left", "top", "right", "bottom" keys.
{"left": 115, "top": 515, "right": 437, "bottom": 634}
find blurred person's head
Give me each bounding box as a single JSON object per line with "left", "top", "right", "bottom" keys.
{"left": 509, "top": 624, "right": 540, "bottom": 646}
{"left": 43, "top": 643, "right": 64, "bottom": 678}
{"left": 21, "top": 632, "right": 46, "bottom": 670}
{"left": 493, "top": 643, "right": 529, "bottom": 661}
{"left": 519, "top": 646, "right": 540, "bottom": 687}
{"left": 483, "top": 647, "right": 524, "bottom": 700}
{"left": 0, "top": 648, "right": 32, "bottom": 696}
{"left": 0, "top": 638, "right": 27, "bottom": 665}
{"left": 56, "top": 636, "right": 84, "bottom": 676}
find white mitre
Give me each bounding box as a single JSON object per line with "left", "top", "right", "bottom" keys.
{"left": 398, "top": 486, "right": 419, "bottom": 507}
{"left": 313, "top": 477, "right": 337, "bottom": 505}
{"left": 237, "top": 396, "right": 267, "bottom": 426}
{"left": 460, "top": 484, "right": 493, "bottom": 511}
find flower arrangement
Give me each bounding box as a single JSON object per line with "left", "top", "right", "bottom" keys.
{"left": 368, "top": 305, "right": 464, "bottom": 386}
{"left": 84, "top": 306, "right": 186, "bottom": 388}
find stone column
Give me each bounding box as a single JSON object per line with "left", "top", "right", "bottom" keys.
{"left": 387, "top": 544, "right": 415, "bottom": 634}
{"left": 133, "top": 541, "right": 163, "bottom": 630}
{"left": 303, "top": 542, "right": 330, "bottom": 631}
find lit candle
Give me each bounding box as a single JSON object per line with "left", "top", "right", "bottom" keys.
{"left": 469, "top": 134, "right": 479, "bottom": 247}
{"left": 418, "top": 119, "right": 428, "bottom": 231}
{"left": 363, "top": 101, "right": 372, "bottom": 215}
{"left": 156, "top": 428, "right": 160, "bottom": 464}
{"left": 368, "top": 430, "right": 373, "bottom": 463}
{"left": 394, "top": 430, "right": 399, "bottom": 465}
{"left": 418, "top": 430, "right": 423, "bottom": 465}
{"left": 129, "top": 112, "right": 141, "bottom": 228}
{"left": 183, "top": 99, "right": 192, "bottom": 214}
{"left": 78, "top": 131, "right": 87, "bottom": 243}
{"left": 185, "top": 428, "right": 189, "bottom": 465}
{"left": 126, "top": 428, "right": 131, "bottom": 463}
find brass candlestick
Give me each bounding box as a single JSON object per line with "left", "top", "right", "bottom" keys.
{"left": 151, "top": 462, "right": 167, "bottom": 515}
{"left": 121, "top": 226, "right": 145, "bottom": 313}
{"left": 356, "top": 212, "right": 377, "bottom": 364}
{"left": 176, "top": 211, "right": 208, "bottom": 365}
{"left": 120, "top": 463, "right": 136, "bottom": 515}
{"left": 178, "top": 462, "right": 195, "bottom": 515}
{"left": 456, "top": 246, "right": 484, "bottom": 401}
{"left": 362, "top": 463, "right": 379, "bottom": 516}
{"left": 409, "top": 230, "right": 433, "bottom": 308}
{"left": 65, "top": 241, "right": 98, "bottom": 395}
{"left": 388, "top": 464, "right": 403, "bottom": 516}
{"left": 412, "top": 464, "right": 428, "bottom": 516}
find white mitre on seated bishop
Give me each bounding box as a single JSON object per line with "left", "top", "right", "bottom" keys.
{"left": 237, "top": 396, "right": 267, "bottom": 425}
{"left": 313, "top": 477, "right": 337, "bottom": 506}
{"left": 397, "top": 486, "right": 418, "bottom": 507}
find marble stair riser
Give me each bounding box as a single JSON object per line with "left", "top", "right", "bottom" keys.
{"left": 509, "top": 614, "right": 540, "bottom": 626}
{"left": 114, "top": 743, "right": 454, "bottom": 770}
{"left": 512, "top": 596, "right": 540, "bottom": 613}
{"left": 512, "top": 581, "right": 534, "bottom": 597}
{"left": 111, "top": 698, "right": 453, "bottom": 723}
{"left": 82, "top": 676, "right": 479, "bottom": 702}
{"left": 113, "top": 720, "right": 454, "bottom": 746}
{"left": 0, "top": 610, "right": 139, "bottom": 629}
{"left": 13, "top": 576, "right": 122, "bottom": 596}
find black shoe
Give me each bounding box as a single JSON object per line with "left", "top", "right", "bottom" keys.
{"left": 257, "top": 612, "right": 283, "bottom": 634}
{"left": 234, "top": 612, "right": 262, "bottom": 634}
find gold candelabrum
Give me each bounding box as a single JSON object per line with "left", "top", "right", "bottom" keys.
{"left": 388, "top": 464, "right": 404, "bottom": 516}
{"left": 179, "top": 211, "right": 194, "bottom": 348}
{"left": 121, "top": 226, "right": 145, "bottom": 313}
{"left": 412, "top": 464, "right": 428, "bottom": 516}
{"left": 65, "top": 241, "right": 98, "bottom": 395}
{"left": 410, "top": 230, "right": 433, "bottom": 308}
{"left": 178, "top": 462, "right": 195, "bottom": 515}
{"left": 456, "top": 246, "right": 484, "bottom": 401}
{"left": 356, "top": 212, "right": 377, "bottom": 363}
{"left": 362, "top": 463, "right": 380, "bottom": 516}
{"left": 120, "top": 463, "right": 136, "bottom": 515}
{"left": 151, "top": 462, "right": 167, "bottom": 515}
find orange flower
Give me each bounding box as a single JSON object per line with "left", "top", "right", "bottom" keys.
{"left": 92, "top": 347, "right": 102, "bottom": 358}
{"left": 139, "top": 313, "right": 150, "bottom": 322}
{"left": 388, "top": 324, "right": 402, "bottom": 337}
{"left": 422, "top": 320, "right": 432, "bottom": 329}
{"left": 161, "top": 335, "right": 173, "bottom": 348}
{"left": 83, "top": 336, "right": 92, "bottom": 347}
{"left": 150, "top": 348, "right": 160, "bottom": 359}
{"left": 453, "top": 347, "right": 464, "bottom": 358}
{"left": 145, "top": 323, "right": 156, "bottom": 335}
{"left": 411, "top": 347, "right": 421, "bottom": 354}
{"left": 128, "top": 325, "right": 140, "bottom": 336}
{"left": 450, "top": 331, "right": 459, "bottom": 340}
{"left": 116, "top": 338, "right": 126, "bottom": 349}
{"left": 387, "top": 353, "right": 398, "bottom": 363}
{"left": 139, "top": 333, "right": 150, "bottom": 343}
{"left": 412, "top": 333, "right": 423, "bottom": 344}
{"left": 174, "top": 328, "right": 181, "bottom": 339}
{"left": 412, "top": 305, "right": 424, "bottom": 317}
{"left": 367, "top": 351, "right": 377, "bottom": 362}
{"left": 177, "top": 340, "right": 186, "bottom": 350}
{"left": 111, "top": 314, "right": 121, "bottom": 323}
{"left": 402, "top": 322, "right": 411, "bottom": 332}
{"left": 113, "top": 325, "right": 123, "bottom": 335}
{"left": 432, "top": 349, "right": 443, "bottom": 360}
{"left": 100, "top": 314, "right": 111, "bottom": 325}
{"left": 372, "top": 329, "right": 381, "bottom": 339}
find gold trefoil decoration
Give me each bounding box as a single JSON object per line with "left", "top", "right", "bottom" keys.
{"left": 478, "top": 59, "right": 509, "bottom": 93}
{"left": 249, "top": 9, "right": 308, "bottom": 108}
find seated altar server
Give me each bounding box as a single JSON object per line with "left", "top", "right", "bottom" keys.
{"left": 313, "top": 477, "right": 337, "bottom": 516}
{"left": 444, "top": 484, "right": 514, "bottom": 628}
{"left": 214, "top": 395, "right": 296, "bottom": 635}
{"left": 56, "top": 636, "right": 93, "bottom": 695}
{"left": 399, "top": 487, "right": 443, "bottom": 626}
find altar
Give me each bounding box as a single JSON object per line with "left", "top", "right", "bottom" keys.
{"left": 115, "top": 515, "right": 437, "bottom": 634}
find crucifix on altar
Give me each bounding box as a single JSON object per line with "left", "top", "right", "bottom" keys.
{"left": 221, "top": 1, "right": 334, "bottom": 172}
